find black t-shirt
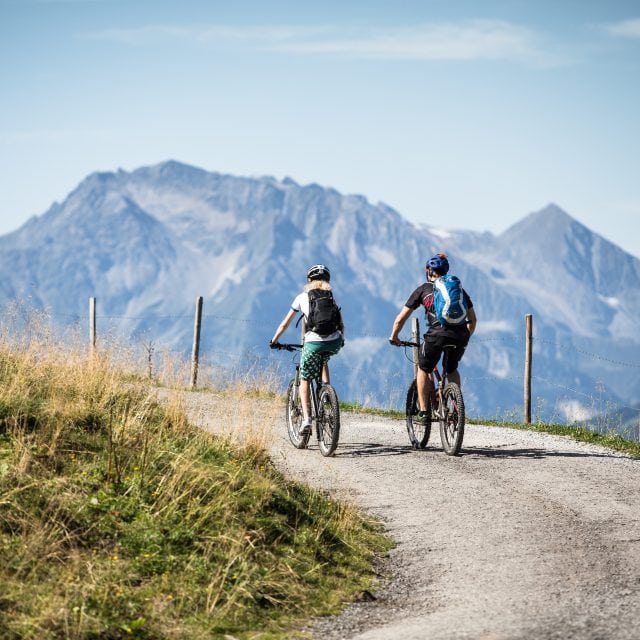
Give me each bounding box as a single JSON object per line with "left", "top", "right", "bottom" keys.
{"left": 405, "top": 282, "right": 473, "bottom": 338}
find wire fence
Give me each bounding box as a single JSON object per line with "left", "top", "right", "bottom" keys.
{"left": 2, "top": 299, "right": 639, "bottom": 441}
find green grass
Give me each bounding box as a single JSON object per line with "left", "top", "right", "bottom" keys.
{"left": 340, "top": 402, "right": 640, "bottom": 459}
{"left": 471, "top": 417, "right": 640, "bottom": 459}
{"left": 339, "top": 402, "right": 404, "bottom": 420}
{"left": 0, "top": 344, "right": 392, "bottom": 640}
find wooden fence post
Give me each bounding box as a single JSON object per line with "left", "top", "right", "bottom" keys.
{"left": 524, "top": 313, "right": 533, "bottom": 424}
{"left": 411, "top": 317, "right": 420, "bottom": 380}
{"left": 89, "top": 297, "right": 96, "bottom": 356}
{"left": 190, "top": 296, "right": 203, "bottom": 388}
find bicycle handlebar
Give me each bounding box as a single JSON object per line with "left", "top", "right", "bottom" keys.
{"left": 273, "top": 339, "right": 418, "bottom": 351}
{"left": 390, "top": 339, "right": 420, "bottom": 348}
{"left": 270, "top": 342, "right": 303, "bottom": 352}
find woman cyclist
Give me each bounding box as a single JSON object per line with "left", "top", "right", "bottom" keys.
{"left": 270, "top": 264, "right": 344, "bottom": 435}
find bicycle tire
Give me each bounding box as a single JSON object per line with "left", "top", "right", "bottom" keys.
{"left": 405, "top": 380, "right": 431, "bottom": 449}
{"left": 317, "top": 384, "right": 340, "bottom": 457}
{"left": 286, "top": 378, "right": 310, "bottom": 449}
{"left": 440, "top": 382, "right": 465, "bottom": 456}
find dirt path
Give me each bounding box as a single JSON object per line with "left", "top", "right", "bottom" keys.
{"left": 183, "top": 394, "right": 640, "bottom": 640}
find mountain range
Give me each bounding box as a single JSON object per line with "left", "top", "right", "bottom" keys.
{"left": 1, "top": 160, "right": 639, "bottom": 431}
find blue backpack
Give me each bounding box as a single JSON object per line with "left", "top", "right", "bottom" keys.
{"left": 433, "top": 275, "right": 468, "bottom": 327}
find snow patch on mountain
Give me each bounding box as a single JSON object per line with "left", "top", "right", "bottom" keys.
{"left": 367, "top": 245, "right": 397, "bottom": 269}
{"left": 327, "top": 216, "right": 349, "bottom": 255}
{"left": 428, "top": 226, "right": 454, "bottom": 240}
{"left": 207, "top": 247, "right": 247, "bottom": 296}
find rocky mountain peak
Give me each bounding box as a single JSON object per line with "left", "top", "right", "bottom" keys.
{"left": 1, "top": 161, "right": 638, "bottom": 423}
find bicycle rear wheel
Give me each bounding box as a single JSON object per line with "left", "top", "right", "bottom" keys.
{"left": 405, "top": 380, "right": 431, "bottom": 449}
{"left": 317, "top": 384, "right": 340, "bottom": 457}
{"left": 440, "top": 382, "right": 465, "bottom": 456}
{"left": 286, "top": 378, "right": 310, "bottom": 449}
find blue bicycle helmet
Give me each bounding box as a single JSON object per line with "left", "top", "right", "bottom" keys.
{"left": 307, "top": 264, "right": 331, "bottom": 282}
{"left": 426, "top": 253, "right": 449, "bottom": 275}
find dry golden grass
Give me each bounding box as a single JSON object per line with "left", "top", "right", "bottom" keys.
{"left": 0, "top": 304, "right": 391, "bottom": 640}
{"left": 170, "top": 387, "right": 281, "bottom": 450}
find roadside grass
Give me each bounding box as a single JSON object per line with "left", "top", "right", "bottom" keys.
{"left": 0, "top": 327, "right": 391, "bottom": 639}
{"left": 339, "top": 402, "right": 640, "bottom": 459}
{"left": 472, "top": 417, "right": 640, "bottom": 459}
{"left": 339, "top": 402, "right": 404, "bottom": 420}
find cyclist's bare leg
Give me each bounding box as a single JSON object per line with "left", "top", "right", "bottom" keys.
{"left": 300, "top": 379, "right": 312, "bottom": 422}
{"left": 417, "top": 367, "right": 432, "bottom": 412}
{"left": 448, "top": 369, "right": 461, "bottom": 386}
{"left": 321, "top": 362, "right": 330, "bottom": 385}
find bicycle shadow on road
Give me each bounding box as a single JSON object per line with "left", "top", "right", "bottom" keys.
{"left": 462, "top": 446, "right": 627, "bottom": 460}
{"left": 333, "top": 442, "right": 416, "bottom": 458}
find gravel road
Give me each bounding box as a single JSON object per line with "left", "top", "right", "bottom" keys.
{"left": 183, "top": 393, "right": 640, "bottom": 640}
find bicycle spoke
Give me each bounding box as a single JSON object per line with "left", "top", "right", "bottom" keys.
{"left": 286, "top": 378, "right": 310, "bottom": 449}
{"left": 439, "top": 383, "right": 465, "bottom": 456}
{"left": 405, "top": 380, "right": 430, "bottom": 449}
{"left": 317, "top": 385, "right": 340, "bottom": 457}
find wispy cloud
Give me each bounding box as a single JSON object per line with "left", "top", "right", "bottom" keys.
{"left": 604, "top": 18, "right": 640, "bottom": 38}
{"left": 82, "top": 20, "right": 563, "bottom": 66}
{"left": 0, "top": 129, "right": 110, "bottom": 144}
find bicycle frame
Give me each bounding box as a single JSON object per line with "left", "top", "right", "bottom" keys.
{"left": 429, "top": 367, "right": 445, "bottom": 419}
{"left": 429, "top": 348, "right": 454, "bottom": 420}
{"left": 292, "top": 359, "right": 324, "bottom": 431}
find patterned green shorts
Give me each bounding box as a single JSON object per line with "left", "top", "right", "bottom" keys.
{"left": 300, "top": 338, "right": 343, "bottom": 381}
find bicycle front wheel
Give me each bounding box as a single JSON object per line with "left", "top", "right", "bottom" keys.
{"left": 317, "top": 384, "right": 340, "bottom": 457}
{"left": 405, "top": 380, "right": 431, "bottom": 449}
{"left": 286, "top": 378, "right": 310, "bottom": 449}
{"left": 440, "top": 382, "right": 465, "bottom": 456}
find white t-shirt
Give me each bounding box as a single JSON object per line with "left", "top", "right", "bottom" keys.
{"left": 291, "top": 291, "right": 342, "bottom": 343}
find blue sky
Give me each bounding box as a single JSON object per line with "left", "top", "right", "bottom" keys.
{"left": 1, "top": 0, "right": 639, "bottom": 257}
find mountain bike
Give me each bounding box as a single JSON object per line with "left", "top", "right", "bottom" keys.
{"left": 394, "top": 340, "right": 466, "bottom": 455}
{"left": 270, "top": 342, "right": 341, "bottom": 457}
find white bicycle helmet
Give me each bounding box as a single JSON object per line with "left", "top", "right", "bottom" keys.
{"left": 307, "top": 264, "right": 331, "bottom": 282}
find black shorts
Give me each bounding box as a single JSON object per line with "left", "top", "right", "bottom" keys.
{"left": 418, "top": 333, "right": 468, "bottom": 374}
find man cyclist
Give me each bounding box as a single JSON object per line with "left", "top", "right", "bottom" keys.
{"left": 389, "top": 253, "right": 476, "bottom": 424}
{"left": 270, "top": 264, "right": 344, "bottom": 435}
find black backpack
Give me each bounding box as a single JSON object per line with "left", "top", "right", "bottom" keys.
{"left": 307, "top": 289, "right": 342, "bottom": 337}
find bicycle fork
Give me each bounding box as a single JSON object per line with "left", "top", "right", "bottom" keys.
{"left": 311, "top": 379, "right": 325, "bottom": 440}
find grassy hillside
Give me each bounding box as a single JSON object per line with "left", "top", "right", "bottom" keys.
{"left": 0, "top": 328, "right": 391, "bottom": 639}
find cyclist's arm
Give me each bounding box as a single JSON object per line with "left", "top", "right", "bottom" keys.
{"left": 271, "top": 309, "right": 298, "bottom": 344}
{"left": 389, "top": 305, "right": 413, "bottom": 345}
{"left": 466, "top": 307, "right": 477, "bottom": 337}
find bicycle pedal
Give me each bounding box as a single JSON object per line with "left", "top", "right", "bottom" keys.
{"left": 300, "top": 424, "right": 312, "bottom": 436}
